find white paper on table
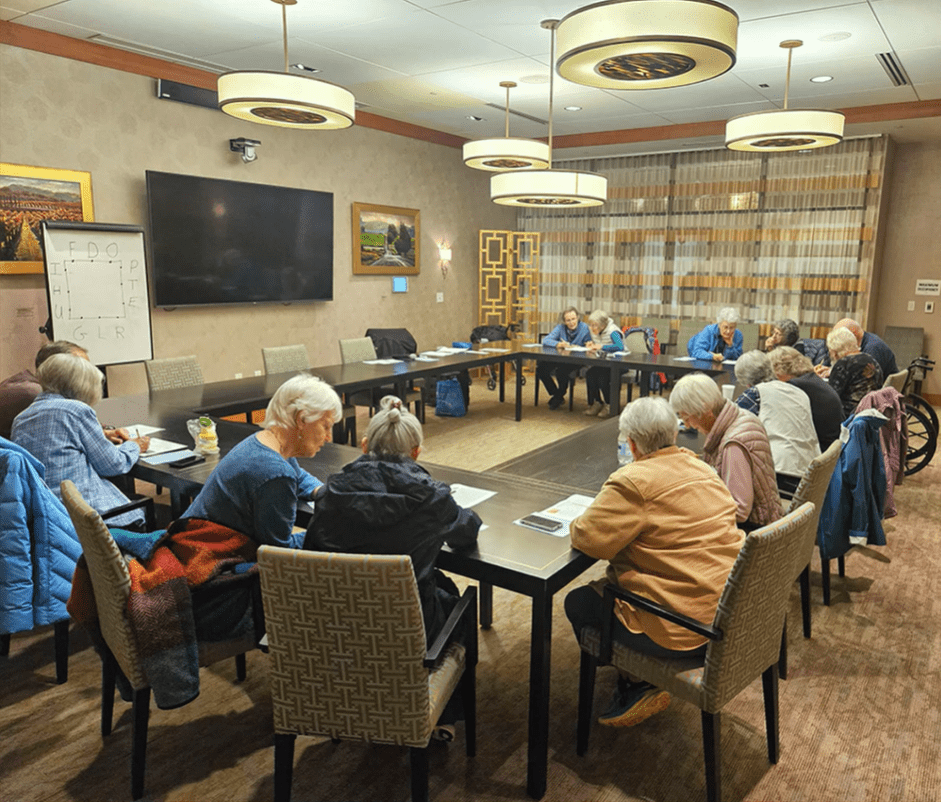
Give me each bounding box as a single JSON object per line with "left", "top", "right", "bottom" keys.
{"left": 521, "top": 342, "right": 544, "bottom": 348}
{"left": 434, "top": 346, "right": 470, "bottom": 354}
{"left": 722, "top": 359, "right": 737, "bottom": 365}
{"left": 141, "top": 447, "right": 196, "bottom": 465}
{"left": 449, "top": 483, "right": 497, "bottom": 508}
{"left": 139, "top": 438, "right": 189, "bottom": 458}
{"left": 609, "top": 350, "right": 630, "bottom": 356}
{"left": 122, "top": 423, "right": 164, "bottom": 437}
{"left": 476, "top": 347, "right": 510, "bottom": 353}
{"left": 363, "top": 358, "right": 401, "bottom": 365}
{"left": 564, "top": 345, "right": 589, "bottom": 351}
{"left": 413, "top": 355, "right": 440, "bottom": 362}
{"left": 672, "top": 356, "right": 696, "bottom": 361}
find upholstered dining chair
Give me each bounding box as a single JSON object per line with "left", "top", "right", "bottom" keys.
{"left": 338, "top": 337, "right": 424, "bottom": 421}
{"left": 575, "top": 502, "right": 816, "bottom": 802}
{"left": 262, "top": 344, "right": 358, "bottom": 443}
{"left": 60, "top": 480, "right": 257, "bottom": 800}
{"left": 257, "top": 547, "right": 477, "bottom": 802}
{"left": 676, "top": 319, "right": 711, "bottom": 358}
{"left": 143, "top": 355, "right": 203, "bottom": 391}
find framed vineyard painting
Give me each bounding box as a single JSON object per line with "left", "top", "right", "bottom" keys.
{"left": 0, "top": 163, "right": 94, "bottom": 274}
{"left": 352, "top": 201, "right": 420, "bottom": 275}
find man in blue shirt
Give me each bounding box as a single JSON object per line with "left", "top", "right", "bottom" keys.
{"left": 539, "top": 307, "right": 592, "bottom": 410}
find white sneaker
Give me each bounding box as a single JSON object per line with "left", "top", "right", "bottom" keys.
{"left": 597, "top": 404, "right": 610, "bottom": 417}
{"left": 583, "top": 402, "right": 603, "bottom": 416}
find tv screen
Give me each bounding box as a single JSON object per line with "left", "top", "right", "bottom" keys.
{"left": 146, "top": 170, "right": 333, "bottom": 307}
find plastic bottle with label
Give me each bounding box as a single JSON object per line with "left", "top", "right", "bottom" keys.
{"left": 617, "top": 433, "right": 633, "bottom": 466}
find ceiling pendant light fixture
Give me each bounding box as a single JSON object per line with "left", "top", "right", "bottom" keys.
{"left": 726, "top": 40, "right": 844, "bottom": 152}
{"left": 218, "top": 0, "right": 355, "bottom": 130}
{"left": 491, "top": 20, "right": 607, "bottom": 208}
{"left": 463, "top": 82, "right": 550, "bottom": 171}
{"left": 555, "top": 0, "right": 738, "bottom": 90}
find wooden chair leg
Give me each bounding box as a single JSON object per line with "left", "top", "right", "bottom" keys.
{"left": 101, "top": 647, "right": 117, "bottom": 737}
{"left": 479, "top": 582, "right": 493, "bottom": 630}
{"left": 235, "top": 652, "right": 247, "bottom": 682}
{"left": 701, "top": 710, "right": 721, "bottom": 802}
{"left": 821, "top": 555, "right": 831, "bottom": 606}
{"left": 274, "top": 733, "right": 296, "bottom": 802}
{"left": 131, "top": 687, "right": 151, "bottom": 800}
{"left": 0, "top": 632, "right": 9, "bottom": 657}
{"left": 54, "top": 619, "right": 69, "bottom": 684}
{"left": 762, "top": 663, "right": 781, "bottom": 764}
{"left": 409, "top": 746, "right": 429, "bottom": 802}
{"left": 461, "top": 666, "right": 477, "bottom": 758}
{"left": 778, "top": 619, "right": 788, "bottom": 681}
{"left": 576, "top": 649, "right": 597, "bottom": 756}
{"left": 799, "top": 565, "right": 812, "bottom": 638}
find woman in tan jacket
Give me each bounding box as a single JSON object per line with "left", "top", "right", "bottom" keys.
{"left": 566, "top": 396, "right": 744, "bottom": 728}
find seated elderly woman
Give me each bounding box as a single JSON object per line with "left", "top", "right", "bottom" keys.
{"left": 734, "top": 350, "right": 821, "bottom": 492}
{"left": 670, "top": 373, "right": 781, "bottom": 530}
{"left": 565, "top": 396, "right": 743, "bottom": 728}
{"left": 687, "top": 307, "right": 744, "bottom": 362}
{"left": 824, "top": 327, "right": 884, "bottom": 417}
{"left": 764, "top": 318, "right": 799, "bottom": 351}
{"left": 583, "top": 310, "right": 624, "bottom": 417}
{"left": 10, "top": 353, "right": 151, "bottom": 528}
{"left": 768, "top": 346, "right": 844, "bottom": 451}
{"left": 182, "top": 374, "right": 342, "bottom": 548}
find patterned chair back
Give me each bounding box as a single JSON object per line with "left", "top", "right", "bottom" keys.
{"left": 784, "top": 439, "right": 842, "bottom": 575}
{"left": 262, "top": 344, "right": 309, "bottom": 375}
{"left": 59, "top": 480, "right": 148, "bottom": 689}
{"left": 144, "top": 356, "right": 204, "bottom": 391}
{"left": 882, "top": 369, "right": 907, "bottom": 393}
{"left": 258, "top": 547, "right": 441, "bottom": 747}
{"left": 700, "top": 502, "right": 815, "bottom": 712}
{"left": 339, "top": 337, "right": 378, "bottom": 363}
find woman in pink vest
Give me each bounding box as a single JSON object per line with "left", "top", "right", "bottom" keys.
{"left": 670, "top": 373, "right": 782, "bottom": 531}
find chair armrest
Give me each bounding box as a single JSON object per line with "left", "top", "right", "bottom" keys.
{"left": 101, "top": 496, "right": 156, "bottom": 530}
{"left": 424, "top": 585, "right": 477, "bottom": 669}
{"left": 600, "top": 583, "right": 722, "bottom": 664}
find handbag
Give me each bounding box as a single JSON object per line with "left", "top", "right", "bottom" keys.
{"left": 435, "top": 377, "right": 466, "bottom": 418}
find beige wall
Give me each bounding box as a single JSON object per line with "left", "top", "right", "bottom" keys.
{"left": 0, "top": 45, "right": 516, "bottom": 395}
{"left": 874, "top": 140, "right": 941, "bottom": 399}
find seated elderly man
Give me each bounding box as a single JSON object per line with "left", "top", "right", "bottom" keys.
{"left": 764, "top": 318, "right": 799, "bottom": 351}
{"left": 734, "top": 350, "right": 820, "bottom": 493}
{"left": 687, "top": 307, "right": 744, "bottom": 363}
{"left": 565, "top": 396, "right": 743, "bottom": 728}
{"left": 769, "top": 346, "right": 844, "bottom": 450}
{"left": 670, "top": 373, "right": 782, "bottom": 530}
{"left": 825, "top": 327, "right": 884, "bottom": 417}
{"left": 813, "top": 318, "right": 897, "bottom": 379}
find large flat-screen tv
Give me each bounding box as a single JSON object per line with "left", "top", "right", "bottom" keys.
{"left": 146, "top": 170, "right": 333, "bottom": 307}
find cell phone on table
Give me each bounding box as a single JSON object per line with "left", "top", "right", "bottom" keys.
{"left": 168, "top": 454, "right": 206, "bottom": 469}
{"left": 520, "top": 514, "right": 564, "bottom": 533}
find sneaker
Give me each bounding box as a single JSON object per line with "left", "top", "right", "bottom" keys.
{"left": 597, "top": 404, "right": 611, "bottom": 417}
{"left": 547, "top": 394, "right": 564, "bottom": 410}
{"left": 598, "top": 681, "right": 670, "bottom": 727}
{"left": 583, "top": 402, "right": 603, "bottom": 416}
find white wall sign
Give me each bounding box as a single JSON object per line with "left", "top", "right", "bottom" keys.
{"left": 915, "top": 279, "right": 940, "bottom": 296}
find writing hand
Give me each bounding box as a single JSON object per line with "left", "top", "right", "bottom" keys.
{"left": 132, "top": 435, "right": 151, "bottom": 453}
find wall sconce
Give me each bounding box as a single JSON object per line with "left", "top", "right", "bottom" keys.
{"left": 438, "top": 244, "right": 452, "bottom": 276}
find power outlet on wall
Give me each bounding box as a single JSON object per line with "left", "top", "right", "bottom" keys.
{"left": 907, "top": 301, "right": 916, "bottom": 311}
{"left": 926, "top": 301, "right": 936, "bottom": 314}
{"left": 436, "top": 292, "right": 444, "bottom": 303}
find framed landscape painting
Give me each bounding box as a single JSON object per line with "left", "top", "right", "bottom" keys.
{"left": 0, "top": 163, "right": 94, "bottom": 274}
{"left": 352, "top": 201, "right": 420, "bottom": 275}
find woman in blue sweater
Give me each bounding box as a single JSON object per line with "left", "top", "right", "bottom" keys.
{"left": 687, "top": 307, "right": 744, "bottom": 362}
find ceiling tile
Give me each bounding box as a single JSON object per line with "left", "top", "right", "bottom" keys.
{"left": 893, "top": 47, "right": 941, "bottom": 86}
{"left": 869, "top": 0, "right": 941, "bottom": 52}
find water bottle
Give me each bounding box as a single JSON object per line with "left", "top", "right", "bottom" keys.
{"left": 617, "top": 433, "right": 633, "bottom": 466}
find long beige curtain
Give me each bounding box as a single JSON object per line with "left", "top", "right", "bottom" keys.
{"left": 517, "top": 136, "right": 886, "bottom": 338}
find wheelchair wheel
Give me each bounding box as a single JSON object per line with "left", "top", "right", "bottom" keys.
{"left": 906, "top": 394, "right": 939, "bottom": 439}
{"left": 904, "top": 403, "right": 936, "bottom": 475}
{"left": 487, "top": 378, "right": 496, "bottom": 391}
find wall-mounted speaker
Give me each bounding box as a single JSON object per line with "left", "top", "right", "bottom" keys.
{"left": 156, "top": 79, "right": 218, "bottom": 111}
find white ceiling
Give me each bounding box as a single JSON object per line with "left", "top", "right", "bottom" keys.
{"left": 3, "top": 0, "right": 940, "bottom": 155}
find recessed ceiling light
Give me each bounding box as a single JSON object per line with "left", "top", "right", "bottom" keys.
{"left": 564, "top": 105, "right": 582, "bottom": 111}
{"left": 291, "top": 63, "right": 320, "bottom": 73}
{"left": 466, "top": 115, "right": 484, "bottom": 121}
{"left": 810, "top": 75, "right": 833, "bottom": 83}
{"left": 819, "top": 32, "right": 852, "bottom": 42}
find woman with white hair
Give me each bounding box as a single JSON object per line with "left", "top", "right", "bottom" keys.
{"left": 825, "top": 327, "right": 884, "bottom": 417}
{"left": 687, "top": 307, "right": 744, "bottom": 362}
{"left": 734, "top": 350, "right": 820, "bottom": 491}
{"left": 583, "top": 310, "right": 624, "bottom": 417}
{"left": 305, "top": 395, "right": 480, "bottom": 645}
{"left": 669, "top": 373, "right": 781, "bottom": 529}
{"left": 11, "top": 353, "right": 151, "bottom": 528}
{"left": 565, "top": 396, "right": 742, "bottom": 728}
{"left": 182, "top": 373, "right": 342, "bottom": 548}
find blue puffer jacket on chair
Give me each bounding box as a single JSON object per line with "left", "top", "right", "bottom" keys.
{"left": 0, "top": 436, "right": 82, "bottom": 633}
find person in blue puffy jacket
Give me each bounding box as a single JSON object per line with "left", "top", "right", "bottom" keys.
{"left": 687, "top": 307, "right": 744, "bottom": 362}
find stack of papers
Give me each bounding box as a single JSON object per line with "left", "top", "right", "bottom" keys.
{"left": 363, "top": 358, "right": 402, "bottom": 365}
{"left": 521, "top": 342, "right": 544, "bottom": 348}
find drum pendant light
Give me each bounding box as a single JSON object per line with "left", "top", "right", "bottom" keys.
{"left": 491, "top": 20, "right": 607, "bottom": 208}
{"left": 218, "top": 0, "right": 355, "bottom": 130}
{"left": 463, "top": 82, "right": 550, "bottom": 171}
{"left": 726, "top": 40, "right": 844, "bottom": 152}
{"left": 555, "top": 0, "right": 738, "bottom": 90}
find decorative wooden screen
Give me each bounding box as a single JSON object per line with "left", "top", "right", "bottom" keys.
{"left": 478, "top": 230, "right": 540, "bottom": 342}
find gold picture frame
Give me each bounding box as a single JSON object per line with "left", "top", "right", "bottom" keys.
{"left": 0, "top": 163, "right": 95, "bottom": 275}
{"left": 352, "top": 201, "right": 420, "bottom": 275}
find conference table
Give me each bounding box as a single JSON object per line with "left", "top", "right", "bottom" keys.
{"left": 97, "top": 393, "right": 597, "bottom": 799}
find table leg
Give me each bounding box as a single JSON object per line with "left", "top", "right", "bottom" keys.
{"left": 608, "top": 366, "right": 621, "bottom": 416}
{"left": 170, "top": 489, "right": 190, "bottom": 518}
{"left": 479, "top": 582, "right": 493, "bottom": 629}
{"left": 515, "top": 357, "right": 523, "bottom": 422}
{"left": 639, "top": 370, "right": 651, "bottom": 397}
{"left": 527, "top": 587, "right": 552, "bottom": 799}
{"left": 499, "top": 360, "right": 506, "bottom": 403}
